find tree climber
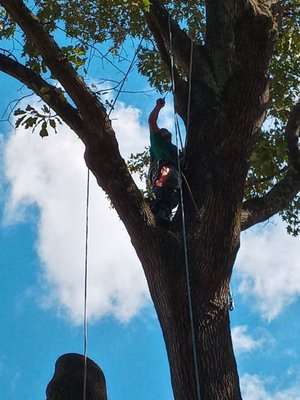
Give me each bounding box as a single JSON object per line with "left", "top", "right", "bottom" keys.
{"left": 148, "top": 98, "right": 180, "bottom": 222}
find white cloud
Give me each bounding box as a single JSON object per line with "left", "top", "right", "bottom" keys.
{"left": 241, "top": 374, "right": 300, "bottom": 400}
{"left": 231, "top": 325, "right": 264, "bottom": 354}
{"left": 111, "top": 102, "right": 148, "bottom": 157}
{"left": 2, "top": 101, "right": 151, "bottom": 324}
{"left": 236, "top": 222, "right": 300, "bottom": 320}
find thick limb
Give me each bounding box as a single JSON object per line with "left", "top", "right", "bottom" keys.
{"left": 241, "top": 102, "right": 300, "bottom": 230}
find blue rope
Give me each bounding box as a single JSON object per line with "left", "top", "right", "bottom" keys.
{"left": 83, "top": 168, "right": 90, "bottom": 400}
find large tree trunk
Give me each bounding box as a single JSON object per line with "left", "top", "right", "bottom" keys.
{"left": 132, "top": 5, "right": 277, "bottom": 397}
{"left": 137, "top": 139, "right": 244, "bottom": 399}
{"left": 150, "top": 252, "right": 241, "bottom": 400}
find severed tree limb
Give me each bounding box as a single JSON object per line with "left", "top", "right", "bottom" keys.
{"left": 241, "top": 102, "right": 300, "bottom": 230}
{"left": 0, "top": 53, "right": 84, "bottom": 134}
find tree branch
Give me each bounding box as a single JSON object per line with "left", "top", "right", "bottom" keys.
{"left": 145, "top": 1, "right": 194, "bottom": 74}
{"left": 241, "top": 102, "right": 300, "bottom": 230}
{"left": 0, "top": 0, "right": 103, "bottom": 122}
{"left": 144, "top": 7, "right": 188, "bottom": 121}
{"left": 144, "top": 1, "right": 218, "bottom": 102}
{"left": 0, "top": 53, "right": 84, "bottom": 134}
{"left": 205, "top": 1, "right": 235, "bottom": 88}
{"left": 205, "top": 0, "right": 279, "bottom": 90}
{"left": 245, "top": 166, "right": 288, "bottom": 188}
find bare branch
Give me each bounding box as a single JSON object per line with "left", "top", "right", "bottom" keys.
{"left": 241, "top": 102, "right": 300, "bottom": 230}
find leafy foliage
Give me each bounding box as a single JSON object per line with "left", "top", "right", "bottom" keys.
{"left": 137, "top": 46, "right": 171, "bottom": 94}
{"left": 245, "top": 121, "right": 288, "bottom": 199}
{"left": 280, "top": 195, "right": 300, "bottom": 236}
{"left": 14, "top": 104, "right": 62, "bottom": 138}
{"left": 127, "top": 147, "right": 151, "bottom": 195}
{"left": 270, "top": 0, "right": 300, "bottom": 121}
{"left": 0, "top": 7, "right": 16, "bottom": 38}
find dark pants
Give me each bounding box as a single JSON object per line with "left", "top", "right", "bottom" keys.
{"left": 148, "top": 161, "right": 180, "bottom": 220}
{"left": 150, "top": 186, "right": 179, "bottom": 219}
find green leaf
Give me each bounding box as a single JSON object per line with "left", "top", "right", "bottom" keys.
{"left": 42, "top": 104, "right": 50, "bottom": 114}
{"left": 141, "top": 0, "right": 150, "bottom": 12}
{"left": 14, "top": 108, "right": 26, "bottom": 116}
{"left": 25, "top": 104, "right": 35, "bottom": 112}
{"left": 49, "top": 119, "right": 57, "bottom": 132}
{"left": 15, "top": 115, "right": 27, "bottom": 128}
{"left": 24, "top": 117, "right": 38, "bottom": 129}
{"left": 39, "top": 121, "right": 49, "bottom": 138}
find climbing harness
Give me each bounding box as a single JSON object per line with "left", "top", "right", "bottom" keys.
{"left": 168, "top": 14, "right": 202, "bottom": 400}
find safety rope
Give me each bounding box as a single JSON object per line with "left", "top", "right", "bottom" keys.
{"left": 180, "top": 171, "right": 200, "bottom": 215}
{"left": 186, "top": 38, "right": 194, "bottom": 146}
{"left": 83, "top": 168, "right": 90, "bottom": 400}
{"left": 168, "top": 15, "right": 202, "bottom": 400}
{"left": 82, "top": 40, "right": 143, "bottom": 400}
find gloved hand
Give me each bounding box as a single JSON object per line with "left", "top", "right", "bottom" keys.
{"left": 156, "top": 98, "right": 165, "bottom": 108}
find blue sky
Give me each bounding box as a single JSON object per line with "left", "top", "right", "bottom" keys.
{"left": 1, "top": 41, "right": 300, "bottom": 400}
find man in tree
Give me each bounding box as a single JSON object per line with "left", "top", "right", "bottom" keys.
{"left": 148, "top": 98, "right": 180, "bottom": 222}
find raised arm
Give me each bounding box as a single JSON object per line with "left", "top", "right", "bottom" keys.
{"left": 148, "top": 98, "right": 165, "bottom": 133}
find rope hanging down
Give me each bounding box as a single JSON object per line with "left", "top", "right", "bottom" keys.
{"left": 83, "top": 168, "right": 90, "bottom": 400}
{"left": 168, "top": 15, "right": 202, "bottom": 400}
{"left": 82, "top": 40, "right": 143, "bottom": 400}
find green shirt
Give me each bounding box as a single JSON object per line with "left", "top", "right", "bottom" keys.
{"left": 150, "top": 131, "right": 178, "bottom": 164}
